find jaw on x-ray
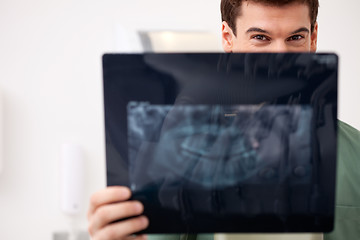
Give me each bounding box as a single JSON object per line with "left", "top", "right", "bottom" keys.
{"left": 103, "top": 53, "right": 338, "bottom": 233}
{"left": 128, "top": 103, "right": 312, "bottom": 199}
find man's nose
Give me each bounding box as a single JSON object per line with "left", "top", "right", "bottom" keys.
{"left": 268, "top": 41, "right": 289, "bottom": 53}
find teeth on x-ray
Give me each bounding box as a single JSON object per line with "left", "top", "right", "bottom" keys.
{"left": 127, "top": 102, "right": 312, "bottom": 190}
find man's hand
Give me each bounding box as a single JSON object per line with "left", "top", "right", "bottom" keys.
{"left": 88, "top": 186, "right": 149, "bottom": 240}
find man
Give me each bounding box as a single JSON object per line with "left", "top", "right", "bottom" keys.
{"left": 88, "top": 0, "right": 360, "bottom": 239}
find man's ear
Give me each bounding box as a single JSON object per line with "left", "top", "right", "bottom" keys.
{"left": 222, "top": 21, "right": 235, "bottom": 53}
{"left": 310, "top": 22, "right": 318, "bottom": 52}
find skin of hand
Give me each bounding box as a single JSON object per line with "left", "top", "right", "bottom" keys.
{"left": 87, "top": 186, "right": 149, "bottom": 240}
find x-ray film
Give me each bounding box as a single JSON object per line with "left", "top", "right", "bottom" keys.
{"left": 103, "top": 53, "right": 338, "bottom": 233}
{"left": 128, "top": 103, "right": 313, "bottom": 190}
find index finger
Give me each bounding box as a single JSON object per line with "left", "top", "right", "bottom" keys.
{"left": 88, "top": 186, "right": 132, "bottom": 219}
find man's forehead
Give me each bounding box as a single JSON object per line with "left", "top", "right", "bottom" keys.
{"left": 236, "top": 0, "right": 311, "bottom": 19}
{"left": 238, "top": 0, "right": 309, "bottom": 10}
{"left": 235, "top": 1, "right": 311, "bottom": 32}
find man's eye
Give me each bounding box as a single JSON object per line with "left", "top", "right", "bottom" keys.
{"left": 288, "top": 35, "right": 304, "bottom": 41}
{"left": 252, "top": 35, "right": 269, "bottom": 41}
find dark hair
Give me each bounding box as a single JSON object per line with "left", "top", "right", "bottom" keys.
{"left": 221, "top": 0, "right": 319, "bottom": 35}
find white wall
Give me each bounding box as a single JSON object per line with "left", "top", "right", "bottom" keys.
{"left": 0, "top": 0, "right": 358, "bottom": 239}
{"left": 317, "top": 0, "right": 360, "bottom": 130}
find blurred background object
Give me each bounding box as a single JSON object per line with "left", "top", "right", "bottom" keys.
{"left": 114, "top": 27, "right": 221, "bottom": 53}
{"left": 0, "top": 91, "right": 3, "bottom": 176}
{"left": 139, "top": 31, "right": 221, "bottom": 52}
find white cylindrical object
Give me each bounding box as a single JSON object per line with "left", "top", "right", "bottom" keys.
{"left": 0, "top": 91, "right": 3, "bottom": 176}
{"left": 60, "top": 143, "right": 84, "bottom": 215}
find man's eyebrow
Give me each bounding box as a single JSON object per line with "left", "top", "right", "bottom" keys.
{"left": 246, "top": 27, "right": 270, "bottom": 34}
{"left": 291, "top": 27, "right": 310, "bottom": 34}
{"left": 245, "top": 27, "right": 310, "bottom": 35}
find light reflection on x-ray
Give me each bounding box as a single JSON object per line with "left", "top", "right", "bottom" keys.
{"left": 128, "top": 102, "right": 312, "bottom": 191}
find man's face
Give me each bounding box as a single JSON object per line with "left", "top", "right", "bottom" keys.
{"left": 222, "top": 1, "right": 318, "bottom": 53}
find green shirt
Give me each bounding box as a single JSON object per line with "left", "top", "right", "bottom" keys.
{"left": 324, "top": 121, "right": 360, "bottom": 240}
{"left": 148, "top": 121, "right": 360, "bottom": 240}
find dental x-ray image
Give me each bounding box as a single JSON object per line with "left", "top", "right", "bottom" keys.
{"left": 103, "top": 53, "right": 338, "bottom": 233}
{"left": 128, "top": 103, "right": 312, "bottom": 191}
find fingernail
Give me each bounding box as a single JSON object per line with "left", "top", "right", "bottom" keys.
{"left": 140, "top": 216, "right": 149, "bottom": 227}
{"left": 119, "top": 187, "right": 131, "bottom": 198}
{"left": 138, "top": 234, "right": 147, "bottom": 240}
{"left": 134, "top": 201, "right": 144, "bottom": 213}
